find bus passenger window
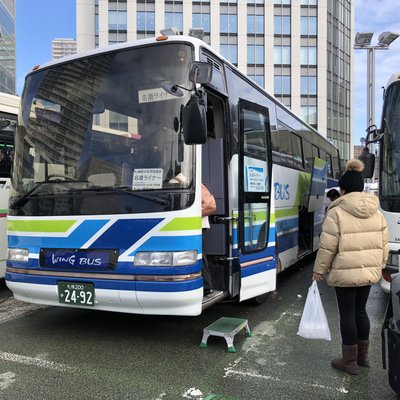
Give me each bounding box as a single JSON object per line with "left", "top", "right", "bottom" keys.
{"left": 302, "top": 139, "right": 313, "bottom": 171}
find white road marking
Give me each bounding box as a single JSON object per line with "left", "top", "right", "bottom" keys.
{"left": 0, "top": 352, "right": 76, "bottom": 373}
{"left": 182, "top": 387, "right": 203, "bottom": 398}
{"left": 153, "top": 393, "right": 167, "bottom": 400}
{"left": 0, "top": 372, "right": 16, "bottom": 390}
{"left": 225, "top": 369, "right": 354, "bottom": 395}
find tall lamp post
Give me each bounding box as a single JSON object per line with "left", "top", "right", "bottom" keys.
{"left": 354, "top": 31, "right": 399, "bottom": 138}
{"left": 354, "top": 31, "right": 399, "bottom": 181}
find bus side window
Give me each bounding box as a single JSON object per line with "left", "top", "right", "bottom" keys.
{"left": 302, "top": 139, "right": 313, "bottom": 171}
{"left": 271, "top": 129, "right": 280, "bottom": 164}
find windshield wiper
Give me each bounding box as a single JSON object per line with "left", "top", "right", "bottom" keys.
{"left": 67, "top": 186, "right": 170, "bottom": 207}
{"left": 10, "top": 179, "right": 88, "bottom": 210}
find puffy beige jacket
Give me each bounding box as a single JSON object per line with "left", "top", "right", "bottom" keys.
{"left": 313, "top": 191, "right": 389, "bottom": 287}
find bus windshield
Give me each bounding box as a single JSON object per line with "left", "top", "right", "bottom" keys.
{"left": 12, "top": 43, "right": 195, "bottom": 216}
{"left": 381, "top": 81, "right": 400, "bottom": 209}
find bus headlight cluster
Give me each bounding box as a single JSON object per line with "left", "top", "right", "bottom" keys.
{"left": 7, "top": 248, "right": 29, "bottom": 262}
{"left": 134, "top": 251, "right": 197, "bottom": 266}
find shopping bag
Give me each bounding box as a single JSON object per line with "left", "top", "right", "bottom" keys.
{"left": 297, "top": 280, "right": 331, "bottom": 340}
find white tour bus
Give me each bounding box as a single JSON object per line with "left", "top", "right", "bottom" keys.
{"left": 0, "top": 92, "right": 18, "bottom": 278}
{"left": 5, "top": 35, "right": 340, "bottom": 315}
{"left": 362, "top": 72, "right": 400, "bottom": 292}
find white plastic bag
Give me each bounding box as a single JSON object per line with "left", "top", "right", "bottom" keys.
{"left": 297, "top": 280, "right": 331, "bottom": 341}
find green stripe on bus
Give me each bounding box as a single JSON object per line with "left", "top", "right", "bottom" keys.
{"left": 8, "top": 219, "right": 77, "bottom": 233}
{"left": 276, "top": 207, "right": 298, "bottom": 219}
{"left": 160, "top": 217, "right": 202, "bottom": 231}
{"left": 313, "top": 157, "right": 325, "bottom": 168}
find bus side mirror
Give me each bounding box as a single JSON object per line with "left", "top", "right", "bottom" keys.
{"left": 188, "top": 62, "right": 212, "bottom": 85}
{"left": 359, "top": 147, "right": 375, "bottom": 178}
{"left": 182, "top": 89, "right": 207, "bottom": 144}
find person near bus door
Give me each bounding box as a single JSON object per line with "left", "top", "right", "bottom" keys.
{"left": 312, "top": 159, "right": 389, "bottom": 375}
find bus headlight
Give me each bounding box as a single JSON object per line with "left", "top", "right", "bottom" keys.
{"left": 134, "top": 251, "right": 197, "bottom": 266}
{"left": 7, "top": 248, "right": 29, "bottom": 262}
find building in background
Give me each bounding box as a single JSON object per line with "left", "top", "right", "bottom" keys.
{"left": 0, "top": 0, "right": 15, "bottom": 94}
{"left": 76, "top": 0, "right": 353, "bottom": 162}
{"left": 52, "top": 38, "right": 77, "bottom": 60}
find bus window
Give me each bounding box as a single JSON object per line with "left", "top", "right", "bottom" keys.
{"left": 324, "top": 153, "right": 333, "bottom": 178}
{"left": 240, "top": 103, "right": 271, "bottom": 254}
{"left": 312, "top": 144, "right": 319, "bottom": 159}
{"left": 291, "top": 133, "right": 303, "bottom": 169}
{"left": 332, "top": 152, "right": 340, "bottom": 178}
{"left": 271, "top": 129, "right": 280, "bottom": 164}
{"left": 302, "top": 139, "right": 313, "bottom": 171}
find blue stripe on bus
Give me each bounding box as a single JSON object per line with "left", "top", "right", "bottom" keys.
{"left": 89, "top": 218, "right": 163, "bottom": 253}
{"left": 277, "top": 230, "right": 298, "bottom": 253}
{"left": 5, "top": 271, "right": 203, "bottom": 292}
{"left": 326, "top": 178, "right": 338, "bottom": 188}
{"left": 275, "top": 217, "right": 298, "bottom": 232}
{"left": 136, "top": 278, "right": 202, "bottom": 292}
{"left": 311, "top": 167, "right": 327, "bottom": 181}
{"left": 131, "top": 235, "right": 202, "bottom": 255}
{"left": 241, "top": 261, "right": 275, "bottom": 278}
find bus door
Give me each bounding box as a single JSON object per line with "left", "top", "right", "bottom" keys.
{"left": 201, "top": 94, "right": 231, "bottom": 295}
{"left": 238, "top": 101, "right": 274, "bottom": 301}
{"left": 300, "top": 157, "right": 328, "bottom": 254}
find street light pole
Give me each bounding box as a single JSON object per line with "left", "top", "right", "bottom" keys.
{"left": 366, "top": 46, "right": 375, "bottom": 130}
{"left": 354, "top": 32, "right": 399, "bottom": 181}
{"left": 355, "top": 32, "right": 399, "bottom": 135}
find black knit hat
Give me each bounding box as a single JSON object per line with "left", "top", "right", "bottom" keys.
{"left": 338, "top": 159, "right": 365, "bottom": 193}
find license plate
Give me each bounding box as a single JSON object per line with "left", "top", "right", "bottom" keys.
{"left": 58, "top": 282, "right": 95, "bottom": 306}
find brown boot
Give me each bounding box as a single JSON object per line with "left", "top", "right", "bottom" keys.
{"left": 331, "top": 345, "right": 359, "bottom": 375}
{"left": 357, "top": 340, "right": 370, "bottom": 367}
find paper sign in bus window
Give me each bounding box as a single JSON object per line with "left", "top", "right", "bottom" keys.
{"left": 132, "top": 168, "right": 163, "bottom": 190}
{"left": 138, "top": 88, "right": 176, "bottom": 104}
{"left": 246, "top": 165, "right": 266, "bottom": 192}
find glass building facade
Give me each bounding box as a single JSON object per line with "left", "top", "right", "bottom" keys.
{"left": 77, "top": 0, "right": 353, "bottom": 161}
{"left": 0, "top": 0, "right": 15, "bottom": 94}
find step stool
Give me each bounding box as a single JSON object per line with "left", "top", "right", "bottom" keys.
{"left": 200, "top": 317, "right": 252, "bottom": 353}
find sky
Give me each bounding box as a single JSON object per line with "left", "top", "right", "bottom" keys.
{"left": 15, "top": 0, "right": 400, "bottom": 147}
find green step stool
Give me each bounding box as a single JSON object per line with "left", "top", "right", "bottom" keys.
{"left": 200, "top": 317, "right": 252, "bottom": 353}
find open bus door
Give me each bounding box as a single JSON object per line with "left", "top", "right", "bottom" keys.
{"left": 237, "top": 101, "right": 274, "bottom": 302}
{"left": 298, "top": 157, "right": 328, "bottom": 256}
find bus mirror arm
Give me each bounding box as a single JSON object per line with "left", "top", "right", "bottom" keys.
{"left": 365, "top": 124, "right": 384, "bottom": 144}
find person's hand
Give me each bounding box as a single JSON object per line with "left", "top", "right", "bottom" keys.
{"left": 312, "top": 272, "right": 323, "bottom": 282}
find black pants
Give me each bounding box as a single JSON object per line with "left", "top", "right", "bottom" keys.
{"left": 335, "top": 285, "right": 371, "bottom": 345}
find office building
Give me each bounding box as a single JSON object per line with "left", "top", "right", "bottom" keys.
{"left": 52, "top": 38, "right": 77, "bottom": 59}
{"left": 0, "top": 0, "right": 15, "bottom": 94}
{"left": 76, "top": 0, "right": 353, "bottom": 161}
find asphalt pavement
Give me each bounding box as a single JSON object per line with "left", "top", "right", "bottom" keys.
{"left": 0, "top": 258, "right": 397, "bottom": 400}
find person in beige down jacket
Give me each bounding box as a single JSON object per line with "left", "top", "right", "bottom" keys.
{"left": 313, "top": 159, "right": 388, "bottom": 375}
